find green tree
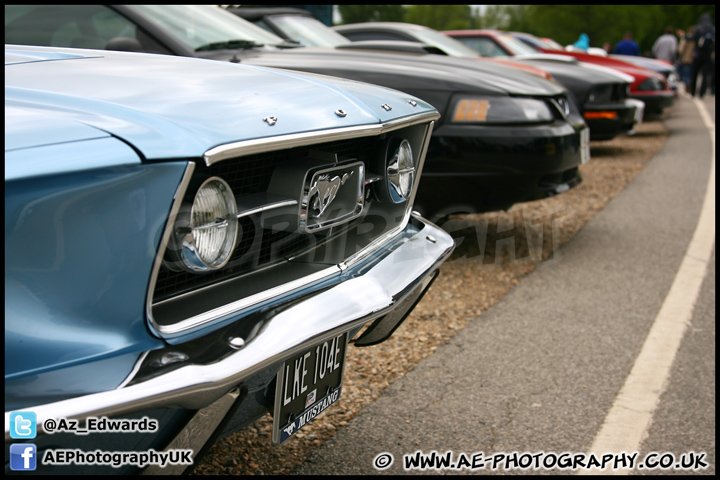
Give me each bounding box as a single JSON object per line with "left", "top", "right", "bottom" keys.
{"left": 404, "top": 5, "right": 473, "bottom": 31}
{"left": 467, "top": 7, "right": 485, "bottom": 29}
{"left": 481, "top": 5, "right": 517, "bottom": 30}
{"left": 501, "top": 5, "right": 535, "bottom": 33}
{"left": 336, "top": 5, "right": 405, "bottom": 25}
{"left": 517, "top": 5, "right": 624, "bottom": 49}
{"left": 336, "top": 4, "right": 714, "bottom": 54}
{"left": 498, "top": 5, "right": 714, "bottom": 56}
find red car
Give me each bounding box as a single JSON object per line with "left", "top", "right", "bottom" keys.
{"left": 444, "top": 29, "right": 544, "bottom": 58}
{"left": 505, "top": 31, "right": 674, "bottom": 116}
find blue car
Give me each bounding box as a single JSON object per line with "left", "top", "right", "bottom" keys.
{"left": 5, "top": 45, "right": 454, "bottom": 474}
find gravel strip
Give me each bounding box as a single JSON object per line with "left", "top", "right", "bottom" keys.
{"left": 192, "top": 118, "right": 669, "bottom": 475}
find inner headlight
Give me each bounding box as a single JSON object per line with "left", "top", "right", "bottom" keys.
{"left": 586, "top": 84, "right": 614, "bottom": 104}
{"left": 637, "top": 78, "right": 666, "bottom": 91}
{"left": 385, "top": 137, "right": 415, "bottom": 203}
{"left": 452, "top": 96, "right": 553, "bottom": 124}
{"left": 177, "top": 177, "right": 238, "bottom": 272}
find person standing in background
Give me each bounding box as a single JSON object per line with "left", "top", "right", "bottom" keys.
{"left": 572, "top": 33, "right": 590, "bottom": 52}
{"left": 677, "top": 26, "right": 695, "bottom": 91}
{"left": 689, "top": 13, "right": 715, "bottom": 97}
{"left": 613, "top": 31, "right": 640, "bottom": 56}
{"left": 652, "top": 26, "right": 678, "bottom": 62}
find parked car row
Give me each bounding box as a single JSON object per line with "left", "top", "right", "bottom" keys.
{"left": 4, "top": 5, "right": 674, "bottom": 475}
{"left": 232, "top": 9, "right": 643, "bottom": 143}
{"left": 6, "top": 4, "right": 594, "bottom": 220}
{"left": 332, "top": 22, "right": 673, "bottom": 118}
{"left": 506, "top": 31, "right": 677, "bottom": 115}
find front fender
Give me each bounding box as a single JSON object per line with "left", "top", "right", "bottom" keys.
{"left": 5, "top": 139, "right": 187, "bottom": 409}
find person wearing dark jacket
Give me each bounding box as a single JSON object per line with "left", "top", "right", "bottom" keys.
{"left": 613, "top": 31, "right": 640, "bottom": 56}
{"left": 689, "top": 13, "right": 715, "bottom": 97}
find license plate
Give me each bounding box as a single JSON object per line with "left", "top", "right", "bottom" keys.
{"left": 580, "top": 127, "right": 591, "bottom": 164}
{"left": 272, "top": 331, "right": 348, "bottom": 445}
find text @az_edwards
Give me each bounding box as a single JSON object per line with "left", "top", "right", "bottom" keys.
{"left": 41, "top": 416, "right": 157, "bottom": 435}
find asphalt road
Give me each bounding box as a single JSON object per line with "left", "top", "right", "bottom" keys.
{"left": 294, "top": 93, "right": 715, "bottom": 475}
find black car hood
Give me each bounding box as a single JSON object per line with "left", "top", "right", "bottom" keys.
{"left": 515, "top": 57, "right": 631, "bottom": 86}
{"left": 201, "top": 46, "right": 568, "bottom": 97}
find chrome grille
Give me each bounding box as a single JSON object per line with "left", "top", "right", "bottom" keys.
{"left": 153, "top": 137, "right": 380, "bottom": 302}
{"left": 147, "top": 114, "right": 438, "bottom": 337}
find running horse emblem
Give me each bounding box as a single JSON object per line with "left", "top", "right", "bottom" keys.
{"left": 283, "top": 422, "right": 296, "bottom": 437}
{"left": 307, "top": 171, "right": 352, "bottom": 218}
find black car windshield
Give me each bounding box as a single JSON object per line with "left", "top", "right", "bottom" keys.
{"left": 540, "top": 37, "right": 565, "bottom": 50}
{"left": 270, "top": 14, "right": 351, "bottom": 47}
{"left": 496, "top": 34, "right": 540, "bottom": 55}
{"left": 407, "top": 27, "right": 481, "bottom": 57}
{"left": 133, "top": 5, "right": 285, "bottom": 50}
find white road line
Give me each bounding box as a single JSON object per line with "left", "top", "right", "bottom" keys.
{"left": 579, "top": 95, "right": 715, "bottom": 475}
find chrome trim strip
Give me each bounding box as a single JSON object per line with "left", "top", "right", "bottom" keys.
{"left": 151, "top": 254, "right": 295, "bottom": 308}
{"left": 116, "top": 352, "right": 149, "bottom": 390}
{"left": 145, "top": 163, "right": 195, "bottom": 335}
{"left": 154, "top": 265, "right": 341, "bottom": 335}
{"left": 202, "top": 111, "right": 441, "bottom": 166}
{"left": 237, "top": 199, "right": 298, "bottom": 219}
{"left": 341, "top": 121, "right": 436, "bottom": 270}
{"left": 6, "top": 218, "right": 454, "bottom": 441}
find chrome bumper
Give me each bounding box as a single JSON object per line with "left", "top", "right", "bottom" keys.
{"left": 4, "top": 215, "right": 454, "bottom": 442}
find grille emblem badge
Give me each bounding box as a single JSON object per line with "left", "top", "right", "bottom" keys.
{"left": 299, "top": 161, "right": 365, "bottom": 232}
{"left": 308, "top": 172, "right": 351, "bottom": 218}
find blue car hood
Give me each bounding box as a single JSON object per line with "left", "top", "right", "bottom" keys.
{"left": 5, "top": 45, "right": 436, "bottom": 162}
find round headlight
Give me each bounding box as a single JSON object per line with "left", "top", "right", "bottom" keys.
{"left": 386, "top": 138, "right": 415, "bottom": 203}
{"left": 178, "top": 177, "right": 238, "bottom": 272}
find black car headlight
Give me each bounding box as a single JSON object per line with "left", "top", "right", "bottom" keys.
{"left": 586, "top": 84, "right": 614, "bottom": 104}
{"left": 637, "top": 78, "right": 666, "bottom": 92}
{"left": 173, "top": 177, "right": 239, "bottom": 272}
{"left": 451, "top": 96, "right": 553, "bottom": 124}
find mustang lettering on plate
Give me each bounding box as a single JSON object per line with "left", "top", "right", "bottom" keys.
{"left": 274, "top": 332, "right": 348, "bottom": 444}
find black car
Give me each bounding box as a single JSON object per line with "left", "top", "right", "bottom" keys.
{"left": 5, "top": 4, "right": 589, "bottom": 222}
{"left": 332, "top": 21, "right": 642, "bottom": 141}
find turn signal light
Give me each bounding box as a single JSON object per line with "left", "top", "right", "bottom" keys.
{"left": 584, "top": 111, "right": 618, "bottom": 120}
{"left": 453, "top": 99, "right": 490, "bottom": 122}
